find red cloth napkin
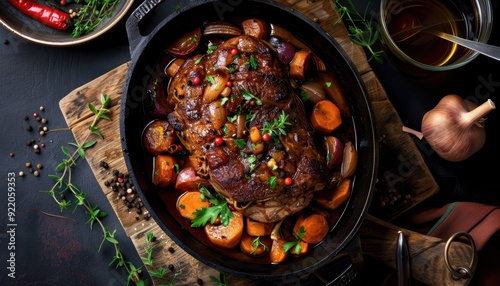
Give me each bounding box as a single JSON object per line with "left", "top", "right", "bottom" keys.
{"left": 410, "top": 202, "right": 500, "bottom": 250}
{"left": 409, "top": 202, "right": 500, "bottom": 286}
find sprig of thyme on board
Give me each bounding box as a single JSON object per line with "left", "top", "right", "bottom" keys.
{"left": 334, "top": 0, "right": 384, "bottom": 64}
{"left": 44, "top": 94, "right": 142, "bottom": 285}
{"left": 141, "top": 231, "right": 180, "bottom": 286}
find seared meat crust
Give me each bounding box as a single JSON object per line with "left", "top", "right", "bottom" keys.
{"left": 168, "top": 35, "right": 326, "bottom": 222}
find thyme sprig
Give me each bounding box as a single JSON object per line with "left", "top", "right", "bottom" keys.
{"left": 44, "top": 94, "right": 141, "bottom": 285}
{"left": 141, "top": 231, "right": 180, "bottom": 286}
{"left": 334, "top": 0, "right": 383, "bottom": 63}
{"left": 72, "top": 0, "right": 121, "bottom": 38}
{"left": 261, "top": 110, "right": 292, "bottom": 138}
{"left": 210, "top": 272, "right": 228, "bottom": 286}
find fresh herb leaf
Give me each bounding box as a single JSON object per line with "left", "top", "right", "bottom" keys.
{"left": 283, "top": 226, "right": 306, "bottom": 254}
{"left": 210, "top": 272, "right": 227, "bottom": 286}
{"left": 334, "top": 0, "right": 383, "bottom": 63}
{"left": 241, "top": 89, "right": 262, "bottom": 105}
{"left": 261, "top": 111, "right": 292, "bottom": 138}
{"left": 268, "top": 176, "right": 277, "bottom": 189}
{"left": 191, "top": 186, "right": 233, "bottom": 227}
{"left": 233, "top": 139, "right": 246, "bottom": 149}
{"left": 205, "top": 75, "right": 216, "bottom": 85}
{"left": 72, "top": 0, "right": 121, "bottom": 38}
{"left": 300, "top": 90, "right": 311, "bottom": 101}
{"left": 251, "top": 237, "right": 269, "bottom": 255}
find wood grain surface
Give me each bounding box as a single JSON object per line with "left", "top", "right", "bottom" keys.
{"left": 59, "top": 1, "right": 474, "bottom": 285}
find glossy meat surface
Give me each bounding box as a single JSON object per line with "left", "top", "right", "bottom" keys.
{"left": 168, "top": 35, "right": 327, "bottom": 222}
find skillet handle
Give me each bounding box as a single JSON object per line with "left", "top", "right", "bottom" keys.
{"left": 125, "top": 0, "right": 183, "bottom": 56}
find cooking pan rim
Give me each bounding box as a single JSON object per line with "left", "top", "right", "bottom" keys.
{"left": 120, "top": 0, "right": 378, "bottom": 281}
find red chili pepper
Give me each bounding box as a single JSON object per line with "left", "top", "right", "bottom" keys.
{"left": 9, "top": 0, "right": 70, "bottom": 31}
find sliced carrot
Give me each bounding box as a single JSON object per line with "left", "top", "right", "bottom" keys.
{"left": 205, "top": 211, "right": 244, "bottom": 249}
{"left": 239, "top": 233, "right": 272, "bottom": 257}
{"left": 177, "top": 191, "right": 210, "bottom": 220}
{"left": 241, "top": 18, "right": 269, "bottom": 39}
{"left": 289, "top": 50, "right": 313, "bottom": 81}
{"left": 269, "top": 238, "right": 288, "bottom": 263}
{"left": 166, "top": 58, "right": 185, "bottom": 78}
{"left": 310, "top": 100, "right": 342, "bottom": 134}
{"left": 316, "top": 72, "right": 350, "bottom": 117}
{"left": 293, "top": 212, "right": 329, "bottom": 244}
{"left": 246, "top": 217, "right": 274, "bottom": 236}
{"left": 314, "top": 177, "right": 352, "bottom": 211}
{"left": 152, "top": 155, "right": 178, "bottom": 187}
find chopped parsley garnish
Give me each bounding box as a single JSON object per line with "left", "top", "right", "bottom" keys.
{"left": 251, "top": 237, "right": 269, "bottom": 256}
{"left": 220, "top": 97, "right": 229, "bottom": 106}
{"left": 207, "top": 45, "right": 218, "bottom": 54}
{"left": 234, "top": 139, "right": 246, "bottom": 149}
{"left": 191, "top": 185, "right": 233, "bottom": 227}
{"left": 268, "top": 176, "right": 277, "bottom": 188}
{"left": 245, "top": 55, "right": 258, "bottom": 70}
{"left": 195, "top": 55, "right": 204, "bottom": 64}
{"left": 283, "top": 226, "right": 306, "bottom": 254}
{"left": 325, "top": 81, "right": 332, "bottom": 88}
{"left": 205, "top": 75, "right": 216, "bottom": 85}
{"left": 300, "top": 90, "right": 311, "bottom": 101}
{"left": 241, "top": 89, "right": 262, "bottom": 105}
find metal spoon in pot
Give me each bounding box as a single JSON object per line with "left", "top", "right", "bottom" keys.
{"left": 391, "top": 15, "right": 500, "bottom": 62}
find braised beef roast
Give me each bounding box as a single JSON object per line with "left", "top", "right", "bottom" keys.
{"left": 167, "top": 35, "right": 327, "bottom": 222}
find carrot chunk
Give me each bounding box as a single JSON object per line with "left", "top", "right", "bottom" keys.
{"left": 289, "top": 50, "right": 312, "bottom": 81}
{"left": 310, "top": 100, "right": 342, "bottom": 134}
{"left": 293, "top": 213, "right": 329, "bottom": 244}
{"left": 177, "top": 191, "right": 210, "bottom": 220}
{"left": 315, "top": 177, "right": 352, "bottom": 211}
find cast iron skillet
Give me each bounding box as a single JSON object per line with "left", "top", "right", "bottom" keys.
{"left": 120, "top": 0, "right": 378, "bottom": 283}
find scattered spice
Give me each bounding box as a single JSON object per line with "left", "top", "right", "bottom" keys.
{"left": 9, "top": 153, "right": 14, "bottom": 157}
{"left": 103, "top": 166, "right": 145, "bottom": 219}
{"left": 33, "top": 170, "right": 40, "bottom": 177}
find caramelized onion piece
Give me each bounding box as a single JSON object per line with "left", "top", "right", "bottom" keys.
{"left": 324, "top": 136, "right": 344, "bottom": 169}
{"left": 207, "top": 100, "right": 228, "bottom": 130}
{"left": 300, "top": 82, "right": 327, "bottom": 104}
{"left": 204, "top": 21, "right": 242, "bottom": 37}
{"left": 269, "top": 36, "right": 296, "bottom": 64}
{"left": 340, "top": 141, "right": 358, "bottom": 179}
{"left": 203, "top": 67, "right": 230, "bottom": 103}
{"left": 269, "top": 24, "right": 310, "bottom": 51}
{"left": 166, "top": 27, "right": 202, "bottom": 57}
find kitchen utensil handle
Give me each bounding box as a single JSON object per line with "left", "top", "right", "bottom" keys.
{"left": 126, "top": 0, "right": 181, "bottom": 56}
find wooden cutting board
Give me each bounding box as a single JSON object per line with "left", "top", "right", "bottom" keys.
{"left": 59, "top": 1, "right": 474, "bottom": 285}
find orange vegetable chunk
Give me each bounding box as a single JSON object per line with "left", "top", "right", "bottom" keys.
{"left": 310, "top": 100, "right": 342, "bottom": 134}
{"left": 204, "top": 211, "right": 244, "bottom": 249}
{"left": 177, "top": 191, "right": 210, "bottom": 220}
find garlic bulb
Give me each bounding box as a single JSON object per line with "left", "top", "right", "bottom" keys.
{"left": 421, "top": 94, "right": 495, "bottom": 162}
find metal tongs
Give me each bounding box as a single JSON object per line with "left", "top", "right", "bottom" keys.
{"left": 396, "top": 231, "right": 411, "bottom": 286}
